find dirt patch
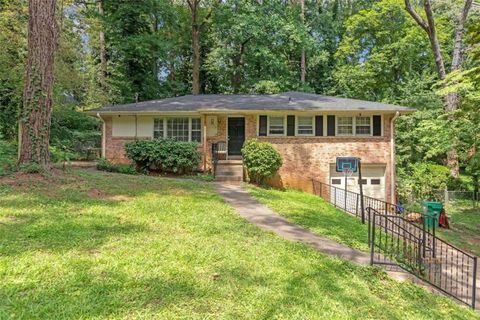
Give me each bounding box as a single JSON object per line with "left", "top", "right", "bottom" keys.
{"left": 0, "top": 170, "right": 82, "bottom": 187}
{"left": 468, "top": 237, "right": 480, "bottom": 245}
{"left": 87, "top": 188, "right": 131, "bottom": 201}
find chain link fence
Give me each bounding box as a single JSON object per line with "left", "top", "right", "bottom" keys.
{"left": 432, "top": 190, "right": 480, "bottom": 209}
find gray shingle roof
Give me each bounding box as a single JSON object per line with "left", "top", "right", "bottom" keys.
{"left": 87, "top": 91, "right": 415, "bottom": 114}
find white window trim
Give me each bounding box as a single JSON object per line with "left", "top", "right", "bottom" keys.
{"left": 295, "top": 115, "right": 315, "bottom": 136}
{"left": 355, "top": 116, "right": 373, "bottom": 136}
{"left": 153, "top": 117, "right": 202, "bottom": 142}
{"left": 335, "top": 116, "right": 374, "bottom": 137}
{"left": 267, "top": 115, "right": 287, "bottom": 136}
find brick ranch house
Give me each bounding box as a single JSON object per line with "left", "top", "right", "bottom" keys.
{"left": 87, "top": 92, "right": 414, "bottom": 202}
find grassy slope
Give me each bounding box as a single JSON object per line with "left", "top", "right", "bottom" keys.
{"left": 247, "top": 185, "right": 370, "bottom": 252}
{"left": 437, "top": 202, "right": 480, "bottom": 257}
{"left": 0, "top": 170, "right": 477, "bottom": 319}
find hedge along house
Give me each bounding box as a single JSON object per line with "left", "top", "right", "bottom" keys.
{"left": 87, "top": 92, "right": 414, "bottom": 202}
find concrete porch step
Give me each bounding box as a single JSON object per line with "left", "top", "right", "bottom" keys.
{"left": 218, "top": 160, "right": 243, "bottom": 165}
{"left": 215, "top": 175, "right": 243, "bottom": 183}
{"left": 215, "top": 165, "right": 243, "bottom": 174}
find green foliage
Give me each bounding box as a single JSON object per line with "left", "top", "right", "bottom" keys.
{"left": 397, "top": 163, "right": 451, "bottom": 203}
{"left": 96, "top": 158, "right": 136, "bottom": 175}
{"left": 124, "top": 139, "right": 201, "bottom": 174}
{"left": 49, "top": 146, "right": 76, "bottom": 164}
{"left": 0, "top": 140, "right": 16, "bottom": 176}
{"left": 50, "top": 108, "right": 101, "bottom": 160}
{"left": 18, "top": 162, "right": 43, "bottom": 174}
{"left": 252, "top": 80, "right": 281, "bottom": 94}
{"left": 241, "top": 139, "right": 282, "bottom": 184}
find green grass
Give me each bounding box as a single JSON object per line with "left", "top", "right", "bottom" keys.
{"left": 437, "top": 202, "right": 480, "bottom": 257}
{"left": 0, "top": 170, "right": 477, "bottom": 319}
{"left": 246, "top": 185, "right": 370, "bottom": 252}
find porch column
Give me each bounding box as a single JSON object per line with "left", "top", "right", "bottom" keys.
{"left": 203, "top": 114, "right": 207, "bottom": 172}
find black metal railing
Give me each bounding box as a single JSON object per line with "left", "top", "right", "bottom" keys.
{"left": 369, "top": 211, "right": 424, "bottom": 273}
{"left": 211, "top": 141, "right": 227, "bottom": 177}
{"left": 211, "top": 143, "right": 219, "bottom": 178}
{"left": 312, "top": 179, "right": 478, "bottom": 309}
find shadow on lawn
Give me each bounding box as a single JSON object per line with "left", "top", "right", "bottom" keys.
{"left": 0, "top": 261, "right": 208, "bottom": 319}
{"left": 0, "top": 209, "right": 146, "bottom": 256}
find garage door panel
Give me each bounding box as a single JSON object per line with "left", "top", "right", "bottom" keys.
{"left": 329, "top": 164, "right": 386, "bottom": 201}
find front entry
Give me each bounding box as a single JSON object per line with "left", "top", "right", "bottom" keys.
{"left": 227, "top": 117, "right": 245, "bottom": 156}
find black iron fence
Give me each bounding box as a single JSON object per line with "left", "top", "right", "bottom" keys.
{"left": 312, "top": 179, "right": 478, "bottom": 309}
{"left": 211, "top": 143, "right": 220, "bottom": 177}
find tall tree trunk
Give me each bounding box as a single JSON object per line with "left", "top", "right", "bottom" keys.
{"left": 192, "top": 23, "right": 200, "bottom": 95}
{"left": 18, "top": 0, "right": 57, "bottom": 170}
{"left": 299, "top": 0, "right": 306, "bottom": 84}
{"left": 189, "top": 0, "right": 200, "bottom": 95}
{"left": 97, "top": 0, "right": 107, "bottom": 92}
{"left": 405, "top": 0, "right": 473, "bottom": 178}
{"left": 232, "top": 38, "right": 250, "bottom": 93}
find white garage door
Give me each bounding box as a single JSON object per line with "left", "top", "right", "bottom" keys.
{"left": 329, "top": 164, "right": 386, "bottom": 201}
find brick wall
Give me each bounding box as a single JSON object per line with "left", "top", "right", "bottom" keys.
{"left": 104, "top": 116, "right": 134, "bottom": 164}
{"left": 103, "top": 113, "right": 395, "bottom": 200}
{"left": 255, "top": 115, "right": 393, "bottom": 200}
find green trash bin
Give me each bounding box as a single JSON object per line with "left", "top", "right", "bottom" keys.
{"left": 421, "top": 201, "right": 443, "bottom": 228}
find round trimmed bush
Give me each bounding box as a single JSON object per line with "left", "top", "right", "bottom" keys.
{"left": 125, "top": 139, "right": 201, "bottom": 174}
{"left": 241, "top": 139, "right": 282, "bottom": 184}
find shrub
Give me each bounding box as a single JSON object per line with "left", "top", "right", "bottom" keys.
{"left": 97, "top": 158, "right": 136, "bottom": 175}
{"left": 124, "top": 139, "right": 201, "bottom": 174}
{"left": 50, "top": 108, "right": 101, "bottom": 160}
{"left": 397, "top": 163, "right": 451, "bottom": 203}
{"left": 241, "top": 139, "right": 282, "bottom": 184}
{"left": 0, "top": 140, "right": 17, "bottom": 176}
{"left": 50, "top": 146, "right": 77, "bottom": 166}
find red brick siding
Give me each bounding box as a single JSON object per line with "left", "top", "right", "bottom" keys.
{"left": 103, "top": 113, "right": 394, "bottom": 200}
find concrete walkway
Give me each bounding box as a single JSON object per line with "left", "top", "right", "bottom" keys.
{"left": 214, "top": 183, "right": 449, "bottom": 300}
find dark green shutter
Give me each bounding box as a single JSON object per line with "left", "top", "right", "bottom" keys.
{"left": 372, "top": 115, "right": 382, "bottom": 136}
{"left": 259, "top": 115, "right": 267, "bottom": 136}
{"left": 327, "top": 115, "right": 335, "bottom": 136}
{"left": 315, "top": 116, "right": 323, "bottom": 136}
{"left": 287, "top": 115, "right": 295, "bottom": 136}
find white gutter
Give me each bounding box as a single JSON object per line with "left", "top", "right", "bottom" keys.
{"left": 96, "top": 113, "right": 106, "bottom": 158}
{"left": 390, "top": 111, "right": 400, "bottom": 203}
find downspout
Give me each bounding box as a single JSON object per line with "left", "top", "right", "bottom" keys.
{"left": 96, "top": 113, "right": 106, "bottom": 158}
{"left": 390, "top": 111, "right": 400, "bottom": 203}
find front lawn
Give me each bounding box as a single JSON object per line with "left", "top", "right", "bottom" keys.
{"left": 246, "top": 185, "right": 369, "bottom": 252}
{"left": 437, "top": 203, "right": 480, "bottom": 257}
{"left": 0, "top": 170, "right": 477, "bottom": 319}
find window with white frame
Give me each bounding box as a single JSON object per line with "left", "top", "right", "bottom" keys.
{"left": 154, "top": 117, "right": 201, "bottom": 142}
{"left": 297, "top": 116, "right": 314, "bottom": 135}
{"left": 268, "top": 116, "right": 285, "bottom": 135}
{"left": 355, "top": 116, "right": 371, "bottom": 135}
{"left": 153, "top": 118, "right": 164, "bottom": 139}
{"left": 191, "top": 118, "right": 202, "bottom": 142}
{"left": 337, "top": 116, "right": 353, "bottom": 135}
{"left": 167, "top": 118, "right": 189, "bottom": 141}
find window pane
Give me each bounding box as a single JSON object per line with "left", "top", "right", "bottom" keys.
{"left": 269, "top": 116, "right": 284, "bottom": 135}
{"left": 337, "top": 116, "right": 353, "bottom": 135}
{"left": 297, "top": 116, "right": 313, "bottom": 135}
{"left": 191, "top": 118, "right": 201, "bottom": 143}
{"left": 154, "top": 118, "right": 164, "bottom": 139}
{"left": 338, "top": 117, "right": 353, "bottom": 125}
{"left": 356, "top": 116, "right": 370, "bottom": 125}
{"left": 167, "top": 118, "right": 189, "bottom": 142}
{"left": 355, "top": 116, "right": 371, "bottom": 135}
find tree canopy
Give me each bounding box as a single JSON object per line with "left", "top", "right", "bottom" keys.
{"left": 1, "top": 0, "right": 479, "bottom": 189}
